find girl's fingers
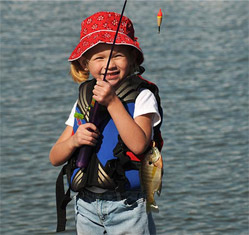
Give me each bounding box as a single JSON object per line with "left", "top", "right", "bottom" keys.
{"left": 80, "top": 135, "right": 97, "bottom": 145}
{"left": 78, "top": 123, "right": 100, "bottom": 134}
{"left": 93, "top": 81, "right": 115, "bottom": 106}
{"left": 73, "top": 123, "right": 100, "bottom": 147}
{"left": 74, "top": 133, "right": 97, "bottom": 147}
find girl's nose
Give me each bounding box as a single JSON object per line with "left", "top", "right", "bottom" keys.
{"left": 105, "top": 58, "right": 116, "bottom": 70}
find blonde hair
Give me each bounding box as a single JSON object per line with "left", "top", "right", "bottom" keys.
{"left": 70, "top": 60, "right": 89, "bottom": 83}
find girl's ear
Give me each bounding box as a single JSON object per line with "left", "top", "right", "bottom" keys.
{"left": 78, "top": 57, "right": 89, "bottom": 71}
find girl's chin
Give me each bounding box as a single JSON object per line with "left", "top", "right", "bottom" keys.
{"left": 108, "top": 80, "right": 118, "bottom": 86}
{"left": 108, "top": 80, "right": 122, "bottom": 89}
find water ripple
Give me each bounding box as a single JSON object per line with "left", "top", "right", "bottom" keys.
{"left": 1, "top": 1, "right": 248, "bottom": 234}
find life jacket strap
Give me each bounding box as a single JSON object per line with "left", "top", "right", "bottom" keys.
{"left": 105, "top": 136, "right": 141, "bottom": 192}
{"left": 56, "top": 164, "right": 72, "bottom": 232}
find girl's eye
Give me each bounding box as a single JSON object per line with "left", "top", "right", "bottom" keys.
{"left": 94, "top": 57, "right": 103, "bottom": 60}
{"left": 114, "top": 53, "right": 123, "bottom": 58}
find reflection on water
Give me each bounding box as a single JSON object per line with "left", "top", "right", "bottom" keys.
{"left": 1, "top": 1, "right": 248, "bottom": 234}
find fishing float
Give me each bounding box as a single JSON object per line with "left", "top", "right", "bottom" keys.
{"left": 157, "top": 8, "right": 163, "bottom": 33}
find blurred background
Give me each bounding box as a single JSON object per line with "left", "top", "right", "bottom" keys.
{"left": 1, "top": 0, "right": 248, "bottom": 234}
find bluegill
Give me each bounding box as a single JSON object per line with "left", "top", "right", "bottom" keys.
{"left": 140, "top": 143, "right": 163, "bottom": 213}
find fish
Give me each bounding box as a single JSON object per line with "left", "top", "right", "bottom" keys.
{"left": 140, "top": 142, "right": 163, "bottom": 213}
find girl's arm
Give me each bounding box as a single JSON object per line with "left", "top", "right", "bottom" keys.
{"left": 108, "top": 97, "right": 153, "bottom": 154}
{"left": 49, "top": 123, "right": 100, "bottom": 166}
{"left": 93, "top": 80, "right": 153, "bottom": 155}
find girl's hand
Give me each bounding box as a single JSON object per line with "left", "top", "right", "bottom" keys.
{"left": 72, "top": 123, "right": 100, "bottom": 147}
{"left": 92, "top": 80, "right": 117, "bottom": 107}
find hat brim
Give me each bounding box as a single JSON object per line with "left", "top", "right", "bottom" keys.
{"left": 68, "top": 30, "right": 144, "bottom": 65}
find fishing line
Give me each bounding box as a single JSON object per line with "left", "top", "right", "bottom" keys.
{"left": 103, "top": 0, "right": 127, "bottom": 81}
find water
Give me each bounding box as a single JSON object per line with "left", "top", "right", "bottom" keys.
{"left": 0, "top": 1, "right": 248, "bottom": 234}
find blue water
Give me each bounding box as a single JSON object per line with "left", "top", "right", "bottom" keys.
{"left": 1, "top": 1, "right": 248, "bottom": 234}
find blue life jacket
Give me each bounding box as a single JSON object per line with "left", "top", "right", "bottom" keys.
{"left": 72, "top": 99, "right": 141, "bottom": 190}
{"left": 69, "top": 74, "right": 163, "bottom": 192}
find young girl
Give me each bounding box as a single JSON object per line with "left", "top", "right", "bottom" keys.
{"left": 50, "top": 11, "right": 162, "bottom": 234}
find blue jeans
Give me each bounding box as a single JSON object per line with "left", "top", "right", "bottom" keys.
{"left": 75, "top": 189, "right": 156, "bottom": 235}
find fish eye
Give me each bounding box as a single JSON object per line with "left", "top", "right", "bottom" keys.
{"left": 149, "top": 161, "right": 153, "bottom": 165}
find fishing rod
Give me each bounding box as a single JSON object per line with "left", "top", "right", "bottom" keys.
{"left": 90, "top": 0, "right": 127, "bottom": 122}
{"left": 76, "top": 0, "right": 128, "bottom": 168}
{"left": 103, "top": 0, "right": 127, "bottom": 81}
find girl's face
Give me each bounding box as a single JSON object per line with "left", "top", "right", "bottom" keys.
{"left": 81, "top": 44, "right": 135, "bottom": 89}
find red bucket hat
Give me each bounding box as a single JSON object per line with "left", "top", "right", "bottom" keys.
{"left": 68, "top": 11, "right": 144, "bottom": 65}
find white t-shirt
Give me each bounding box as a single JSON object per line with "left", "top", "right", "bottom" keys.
{"left": 65, "top": 89, "right": 161, "bottom": 128}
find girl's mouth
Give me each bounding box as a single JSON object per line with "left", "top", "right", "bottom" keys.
{"left": 104, "top": 71, "right": 120, "bottom": 80}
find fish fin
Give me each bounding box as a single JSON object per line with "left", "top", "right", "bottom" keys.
{"left": 147, "top": 201, "right": 159, "bottom": 213}
{"left": 150, "top": 204, "right": 159, "bottom": 213}
{"left": 157, "top": 181, "right": 162, "bottom": 196}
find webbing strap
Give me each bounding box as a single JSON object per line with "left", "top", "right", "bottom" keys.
{"left": 56, "top": 165, "right": 72, "bottom": 232}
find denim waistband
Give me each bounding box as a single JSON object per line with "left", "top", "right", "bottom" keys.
{"left": 78, "top": 188, "right": 144, "bottom": 201}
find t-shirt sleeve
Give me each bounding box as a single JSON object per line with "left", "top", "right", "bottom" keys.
{"left": 65, "top": 101, "right": 77, "bottom": 127}
{"left": 133, "top": 89, "right": 161, "bottom": 127}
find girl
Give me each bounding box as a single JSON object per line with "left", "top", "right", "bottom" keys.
{"left": 50, "top": 11, "right": 162, "bottom": 234}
